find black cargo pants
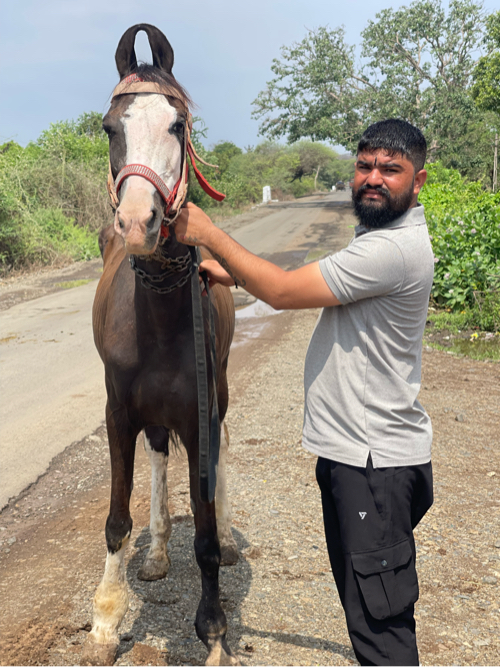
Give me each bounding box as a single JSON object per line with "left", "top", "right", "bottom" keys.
{"left": 316, "top": 455, "right": 433, "bottom": 666}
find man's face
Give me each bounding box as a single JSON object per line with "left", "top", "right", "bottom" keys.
{"left": 352, "top": 150, "right": 427, "bottom": 228}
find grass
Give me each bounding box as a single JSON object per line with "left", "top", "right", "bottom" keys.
{"left": 426, "top": 309, "right": 475, "bottom": 333}
{"left": 55, "top": 279, "right": 93, "bottom": 289}
{"left": 425, "top": 308, "right": 500, "bottom": 361}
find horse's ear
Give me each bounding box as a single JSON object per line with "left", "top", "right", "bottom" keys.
{"left": 115, "top": 24, "right": 174, "bottom": 79}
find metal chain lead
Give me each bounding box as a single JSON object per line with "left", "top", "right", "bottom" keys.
{"left": 129, "top": 252, "right": 192, "bottom": 294}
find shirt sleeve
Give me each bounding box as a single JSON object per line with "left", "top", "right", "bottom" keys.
{"left": 319, "top": 234, "right": 405, "bottom": 304}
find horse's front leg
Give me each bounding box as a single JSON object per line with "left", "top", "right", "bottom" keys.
{"left": 82, "top": 403, "right": 138, "bottom": 666}
{"left": 187, "top": 441, "right": 240, "bottom": 667}
{"left": 138, "top": 425, "right": 172, "bottom": 580}
{"left": 216, "top": 421, "right": 238, "bottom": 566}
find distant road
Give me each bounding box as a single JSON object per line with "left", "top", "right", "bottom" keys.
{"left": 0, "top": 192, "right": 354, "bottom": 508}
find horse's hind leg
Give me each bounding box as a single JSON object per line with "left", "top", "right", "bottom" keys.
{"left": 187, "top": 443, "right": 239, "bottom": 667}
{"left": 138, "top": 425, "right": 172, "bottom": 581}
{"left": 216, "top": 422, "right": 238, "bottom": 566}
{"left": 82, "top": 404, "right": 137, "bottom": 666}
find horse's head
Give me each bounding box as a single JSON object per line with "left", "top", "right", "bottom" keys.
{"left": 103, "top": 24, "right": 191, "bottom": 255}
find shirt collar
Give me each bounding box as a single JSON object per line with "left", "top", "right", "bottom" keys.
{"left": 355, "top": 203, "right": 426, "bottom": 237}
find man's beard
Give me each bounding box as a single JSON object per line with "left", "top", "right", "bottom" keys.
{"left": 352, "top": 182, "right": 414, "bottom": 228}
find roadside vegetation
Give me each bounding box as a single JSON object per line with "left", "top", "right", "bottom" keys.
{"left": 187, "top": 125, "right": 354, "bottom": 215}
{"left": 0, "top": 0, "right": 498, "bottom": 346}
{"left": 0, "top": 117, "right": 354, "bottom": 273}
{"left": 0, "top": 112, "right": 108, "bottom": 270}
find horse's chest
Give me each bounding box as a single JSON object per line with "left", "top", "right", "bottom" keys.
{"left": 105, "top": 332, "right": 197, "bottom": 414}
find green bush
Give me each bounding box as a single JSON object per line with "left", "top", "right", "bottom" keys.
{"left": 420, "top": 163, "right": 500, "bottom": 313}
{"left": 0, "top": 113, "right": 109, "bottom": 272}
{"left": 472, "top": 288, "right": 500, "bottom": 331}
{"left": 27, "top": 209, "right": 99, "bottom": 264}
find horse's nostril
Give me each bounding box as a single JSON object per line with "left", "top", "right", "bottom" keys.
{"left": 118, "top": 219, "right": 124, "bottom": 230}
{"left": 146, "top": 212, "right": 155, "bottom": 230}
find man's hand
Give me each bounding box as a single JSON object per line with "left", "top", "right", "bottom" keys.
{"left": 199, "top": 260, "right": 234, "bottom": 288}
{"left": 174, "top": 202, "right": 214, "bottom": 247}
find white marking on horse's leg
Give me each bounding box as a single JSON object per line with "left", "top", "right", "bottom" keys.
{"left": 216, "top": 422, "right": 238, "bottom": 565}
{"left": 89, "top": 540, "right": 129, "bottom": 646}
{"left": 205, "top": 636, "right": 241, "bottom": 666}
{"left": 138, "top": 433, "right": 171, "bottom": 580}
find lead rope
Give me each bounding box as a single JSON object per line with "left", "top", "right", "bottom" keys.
{"left": 189, "top": 246, "right": 220, "bottom": 503}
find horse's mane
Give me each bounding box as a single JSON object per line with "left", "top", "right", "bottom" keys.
{"left": 129, "top": 64, "right": 193, "bottom": 111}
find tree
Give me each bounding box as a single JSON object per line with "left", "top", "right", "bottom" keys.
{"left": 472, "top": 11, "right": 500, "bottom": 190}
{"left": 209, "top": 142, "right": 242, "bottom": 177}
{"left": 252, "top": 0, "right": 492, "bottom": 179}
{"left": 472, "top": 10, "right": 500, "bottom": 114}
{"left": 290, "top": 142, "right": 342, "bottom": 189}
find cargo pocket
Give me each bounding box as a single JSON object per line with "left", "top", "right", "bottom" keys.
{"left": 351, "top": 539, "right": 418, "bottom": 620}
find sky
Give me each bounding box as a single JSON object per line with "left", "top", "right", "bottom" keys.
{"left": 1, "top": 0, "right": 498, "bottom": 150}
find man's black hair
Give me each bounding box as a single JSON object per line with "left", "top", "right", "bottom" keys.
{"left": 357, "top": 119, "right": 427, "bottom": 172}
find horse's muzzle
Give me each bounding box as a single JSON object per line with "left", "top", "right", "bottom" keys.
{"left": 115, "top": 205, "right": 161, "bottom": 255}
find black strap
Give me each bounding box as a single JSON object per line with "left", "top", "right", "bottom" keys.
{"left": 189, "top": 246, "right": 220, "bottom": 503}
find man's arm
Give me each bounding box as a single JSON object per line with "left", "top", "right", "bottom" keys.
{"left": 174, "top": 203, "right": 341, "bottom": 310}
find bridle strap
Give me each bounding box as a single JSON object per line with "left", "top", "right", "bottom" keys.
{"left": 189, "top": 246, "right": 220, "bottom": 503}
{"left": 111, "top": 74, "right": 187, "bottom": 100}
{"left": 115, "top": 164, "right": 174, "bottom": 204}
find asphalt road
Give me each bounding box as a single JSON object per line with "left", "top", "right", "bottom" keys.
{"left": 0, "top": 192, "right": 353, "bottom": 508}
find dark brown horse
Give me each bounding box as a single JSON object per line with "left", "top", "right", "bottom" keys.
{"left": 82, "top": 24, "right": 239, "bottom": 667}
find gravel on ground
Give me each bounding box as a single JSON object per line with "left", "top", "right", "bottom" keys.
{"left": 0, "top": 302, "right": 499, "bottom": 666}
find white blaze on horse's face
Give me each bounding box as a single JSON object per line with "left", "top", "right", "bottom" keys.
{"left": 115, "top": 94, "right": 182, "bottom": 254}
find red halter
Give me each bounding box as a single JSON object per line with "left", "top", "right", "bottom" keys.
{"left": 114, "top": 149, "right": 225, "bottom": 237}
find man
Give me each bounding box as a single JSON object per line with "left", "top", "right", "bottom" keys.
{"left": 175, "top": 119, "right": 434, "bottom": 666}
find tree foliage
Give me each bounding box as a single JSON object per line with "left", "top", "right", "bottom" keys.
{"left": 187, "top": 135, "right": 354, "bottom": 211}
{"left": 420, "top": 162, "right": 500, "bottom": 315}
{"left": 472, "top": 10, "right": 500, "bottom": 115}
{"left": 252, "top": 0, "right": 496, "bottom": 181}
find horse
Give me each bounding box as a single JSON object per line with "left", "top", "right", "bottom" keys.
{"left": 82, "top": 24, "right": 239, "bottom": 667}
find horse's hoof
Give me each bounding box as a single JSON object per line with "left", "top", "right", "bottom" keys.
{"left": 137, "top": 555, "right": 170, "bottom": 581}
{"left": 80, "top": 639, "right": 117, "bottom": 666}
{"left": 205, "top": 640, "right": 240, "bottom": 666}
{"left": 220, "top": 543, "right": 239, "bottom": 566}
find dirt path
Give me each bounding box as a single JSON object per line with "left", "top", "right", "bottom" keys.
{"left": 1, "top": 197, "right": 499, "bottom": 666}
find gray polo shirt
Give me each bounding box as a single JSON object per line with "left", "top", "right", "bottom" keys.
{"left": 302, "top": 204, "right": 434, "bottom": 468}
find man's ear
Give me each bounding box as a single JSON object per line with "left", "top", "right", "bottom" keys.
{"left": 414, "top": 168, "right": 427, "bottom": 195}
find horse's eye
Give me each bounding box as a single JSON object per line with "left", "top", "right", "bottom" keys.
{"left": 171, "top": 122, "right": 184, "bottom": 135}
{"left": 102, "top": 120, "right": 117, "bottom": 137}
